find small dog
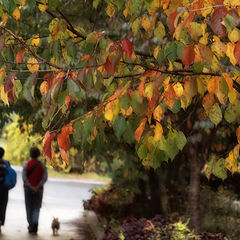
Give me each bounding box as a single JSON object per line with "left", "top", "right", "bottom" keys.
{"left": 51, "top": 217, "right": 60, "bottom": 236}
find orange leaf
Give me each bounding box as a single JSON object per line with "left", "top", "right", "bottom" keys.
{"left": 181, "top": 45, "right": 195, "bottom": 66}
{"left": 234, "top": 40, "right": 240, "bottom": 62}
{"left": 43, "top": 131, "right": 55, "bottom": 163}
{"left": 16, "top": 49, "right": 26, "bottom": 64}
{"left": 60, "top": 148, "right": 69, "bottom": 165}
{"left": 222, "top": 73, "right": 233, "bottom": 90}
{"left": 202, "top": 93, "right": 215, "bottom": 113}
{"left": 134, "top": 118, "right": 147, "bottom": 143}
{"left": 138, "top": 77, "right": 145, "bottom": 97}
{"left": 207, "top": 76, "right": 220, "bottom": 93}
{"left": 147, "top": 87, "right": 159, "bottom": 123}
{"left": 164, "top": 84, "right": 176, "bottom": 108}
{"left": 168, "top": 10, "right": 178, "bottom": 32}
{"left": 153, "top": 105, "right": 163, "bottom": 122}
{"left": 154, "top": 122, "right": 163, "bottom": 142}
{"left": 236, "top": 126, "right": 240, "bottom": 144}
{"left": 57, "top": 124, "right": 73, "bottom": 151}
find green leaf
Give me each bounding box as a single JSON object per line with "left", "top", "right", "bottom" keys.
{"left": 73, "top": 120, "right": 82, "bottom": 144}
{"left": 137, "top": 143, "right": 148, "bottom": 160}
{"left": 175, "top": 131, "right": 187, "bottom": 151}
{"left": 209, "top": 103, "right": 222, "bottom": 126}
{"left": 120, "top": 93, "right": 130, "bottom": 110}
{"left": 165, "top": 42, "right": 177, "bottom": 62}
{"left": 23, "top": 74, "right": 37, "bottom": 104}
{"left": 123, "top": 121, "right": 135, "bottom": 144}
{"left": 152, "top": 149, "right": 168, "bottom": 169}
{"left": 224, "top": 105, "right": 237, "bottom": 123}
{"left": 169, "top": 99, "right": 181, "bottom": 113}
{"left": 67, "top": 79, "right": 80, "bottom": 98}
{"left": 205, "top": 155, "right": 216, "bottom": 180}
{"left": 82, "top": 117, "right": 94, "bottom": 145}
{"left": 167, "top": 136, "right": 179, "bottom": 160}
{"left": 66, "top": 40, "right": 76, "bottom": 59}
{"left": 14, "top": 79, "right": 22, "bottom": 99}
{"left": 48, "top": 0, "right": 58, "bottom": 10}
{"left": 93, "top": 0, "right": 101, "bottom": 8}
{"left": 113, "top": 116, "right": 127, "bottom": 139}
{"left": 214, "top": 158, "right": 227, "bottom": 181}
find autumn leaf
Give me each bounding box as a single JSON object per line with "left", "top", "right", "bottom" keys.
{"left": 222, "top": 73, "right": 233, "bottom": 90}
{"left": 43, "top": 131, "right": 55, "bottom": 163}
{"left": 209, "top": 103, "right": 222, "bottom": 126}
{"left": 236, "top": 126, "right": 240, "bottom": 144}
{"left": 106, "top": 3, "right": 115, "bottom": 18}
{"left": 211, "top": 7, "right": 227, "bottom": 37}
{"left": 181, "top": 45, "right": 195, "bottom": 66}
{"left": 164, "top": 84, "right": 176, "bottom": 108}
{"left": 0, "top": 85, "right": 9, "bottom": 106}
{"left": 142, "top": 15, "right": 151, "bottom": 32}
{"left": 207, "top": 76, "right": 220, "bottom": 93}
{"left": 38, "top": 0, "right": 48, "bottom": 12}
{"left": 134, "top": 118, "right": 147, "bottom": 143}
{"left": 12, "top": 7, "right": 20, "bottom": 21}
{"left": 122, "top": 38, "right": 133, "bottom": 58}
{"left": 154, "top": 122, "right": 163, "bottom": 142}
{"left": 57, "top": 124, "right": 73, "bottom": 152}
{"left": 27, "top": 58, "right": 39, "bottom": 73}
{"left": 40, "top": 81, "right": 48, "bottom": 95}
{"left": 153, "top": 105, "right": 163, "bottom": 122}
{"left": 138, "top": 77, "right": 145, "bottom": 97}
{"left": 60, "top": 148, "right": 69, "bottom": 165}
{"left": 104, "top": 57, "right": 115, "bottom": 76}
{"left": 234, "top": 40, "right": 240, "bottom": 62}
{"left": 31, "top": 35, "right": 40, "bottom": 46}
{"left": 203, "top": 93, "right": 215, "bottom": 114}
{"left": 168, "top": 10, "right": 178, "bottom": 32}
{"left": 16, "top": 49, "right": 26, "bottom": 64}
{"left": 225, "top": 151, "right": 238, "bottom": 174}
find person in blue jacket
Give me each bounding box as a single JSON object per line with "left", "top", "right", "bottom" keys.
{"left": 0, "top": 147, "right": 8, "bottom": 234}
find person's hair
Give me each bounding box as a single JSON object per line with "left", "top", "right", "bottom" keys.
{"left": 0, "top": 147, "right": 4, "bottom": 158}
{"left": 30, "top": 147, "right": 40, "bottom": 159}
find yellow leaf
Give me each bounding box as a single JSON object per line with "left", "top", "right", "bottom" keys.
{"left": 106, "top": 3, "right": 115, "bottom": 18}
{"left": 0, "top": 85, "right": 9, "bottom": 106}
{"left": 211, "top": 36, "right": 226, "bottom": 58}
{"left": 31, "top": 35, "right": 40, "bottom": 47}
{"left": 40, "top": 81, "right": 48, "bottom": 95}
{"left": 207, "top": 76, "right": 219, "bottom": 94}
{"left": 228, "top": 28, "right": 240, "bottom": 43}
{"left": 233, "top": 144, "right": 240, "bottom": 159}
{"left": 38, "top": 0, "right": 48, "bottom": 12}
{"left": 224, "top": 0, "right": 240, "bottom": 6}
{"left": 222, "top": 73, "right": 233, "bottom": 90}
{"left": 154, "top": 122, "right": 163, "bottom": 142}
{"left": 104, "top": 108, "right": 113, "bottom": 121}
{"left": 1, "top": 12, "right": 8, "bottom": 25}
{"left": 173, "top": 82, "right": 183, "bottom": 98}
{"left": 123, "top": 0, "right": 130, "bottom": 18}
{"left": 142, "top": 15, "right": 151, "bottom": 32}
{"left": 228, "top": 89, "right": 237, "bottom": 104}
{"left": 27, "top": 58, "right": 39, "bottom": 73}
{"left": 144, "top": 82, "right": 154, "bottom": 100}
{"left": 211, "top": 55, "right": 219, "bottom": 72}
{"left": 153, "top": 46, "right": 161, "bottom": 59}
{"left": 132, "top": 17, "right": 141, "bottom": 36}
{"left": 154, "top": 21, "right": 165, "bottom": 41}
{"left": 21, "top": 0, "right": 26, "bottom": 6}
{"left": 226, "top": 42, "right": 237, "bottom": 66}
{"left": 147, "top": 136, "right": 153, "bottom": 150}
{"left": 112, "top": 100, "right": 120, "bottom": 115}
{"left": 199, "top": 33, "right": 209, "bottom": 45}
{"left": 91, "top": 126, "right": 98, "bottom": 141}
{"left": 189, "top": 22, "right": 203, "bottom": 41}
{"left": 153, "top": 105, "right": 163, "bottom": 122}
{"left": 12, "top": 7, "right": 20, "bottom": 21}
{"left": 225, "top": 151, "right": 238, "bottom": 174}
{"left": 152, "top": 0, "right": 160, "bottom": 8}
{"left": 121, "top": 106, "right": 133, "bottom": 116}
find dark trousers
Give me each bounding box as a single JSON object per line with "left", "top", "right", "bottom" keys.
{"left": 0, "top": 185, "right": 8, "bottom": 225}
{"left": 24, "top": 188, "right": 43, "bottom": 233}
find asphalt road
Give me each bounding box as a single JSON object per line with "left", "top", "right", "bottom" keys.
{"left": 1, "top": 166, "right": 103, "bottom": 240}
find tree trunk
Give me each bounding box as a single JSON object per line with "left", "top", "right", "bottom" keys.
{"left": 188, "top": 146, "right": 201, "bottom": 234}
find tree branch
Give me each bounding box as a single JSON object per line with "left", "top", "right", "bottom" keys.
{"left": 0, "top": 24, "right": 62, "bottom": 70}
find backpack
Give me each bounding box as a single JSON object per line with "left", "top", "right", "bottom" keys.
{"left": 3, "top": 161, "right": 17, "bottom": 190}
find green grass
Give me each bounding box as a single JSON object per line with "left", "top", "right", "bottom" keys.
{"left": 48, "top": 168, "right": 111, "bottom": 183}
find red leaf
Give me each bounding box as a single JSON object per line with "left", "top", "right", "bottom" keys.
{"left": 16, "top": 49, "right": 26, "bottom": 64}
{"left": 211, "top": 7, "right": 227, "bottom": 37}
{"left": 147, "top": 87, "right": 159, "bottom": 123}
{"left": 4, "top": 72, "right": 16, "bottom": 102}
{"left": 57, "top": 124, "right": 73, "bottom": 152}
{"left": 234, "top": 40, "right": 240, "bottom": 62}
{"left": 122, "top": 38, "right": 133, "bottom": 58}
{"left": 43, "top": 131, "right": 55, "bottom": 164}
{"left": 134, "top": 118, "right": 147, "bottom": 143}
{"left": 104, "top": 57, "right": 115, "bottom": 76}
{"left": 168, "top": 11, "right": 179, "bottom": 32}
{"left": 181, "top": 46, "right": 195, "bottom": 66}
{"left": 60, "top": 148, "right": 69, "bottom": 165}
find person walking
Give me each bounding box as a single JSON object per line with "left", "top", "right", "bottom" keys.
{"left": 22, "top": 147, "right": 48, "bottom": 235}
{"left": 0, "top": 147, "right": 8, "bottom": 233}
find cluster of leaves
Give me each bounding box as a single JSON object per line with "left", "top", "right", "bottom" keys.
{"left": 1, "top": 0, "right": 240, "bottom": 178}
{"left": 102, "top": 214, "right": 226, "bottom": 240}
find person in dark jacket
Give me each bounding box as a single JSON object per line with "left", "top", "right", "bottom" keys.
{"left": 0, "top": 147, "right": 8, "bottom": 234}
{"left": 22, "top": 147, "right": 47, "bottom": 235}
